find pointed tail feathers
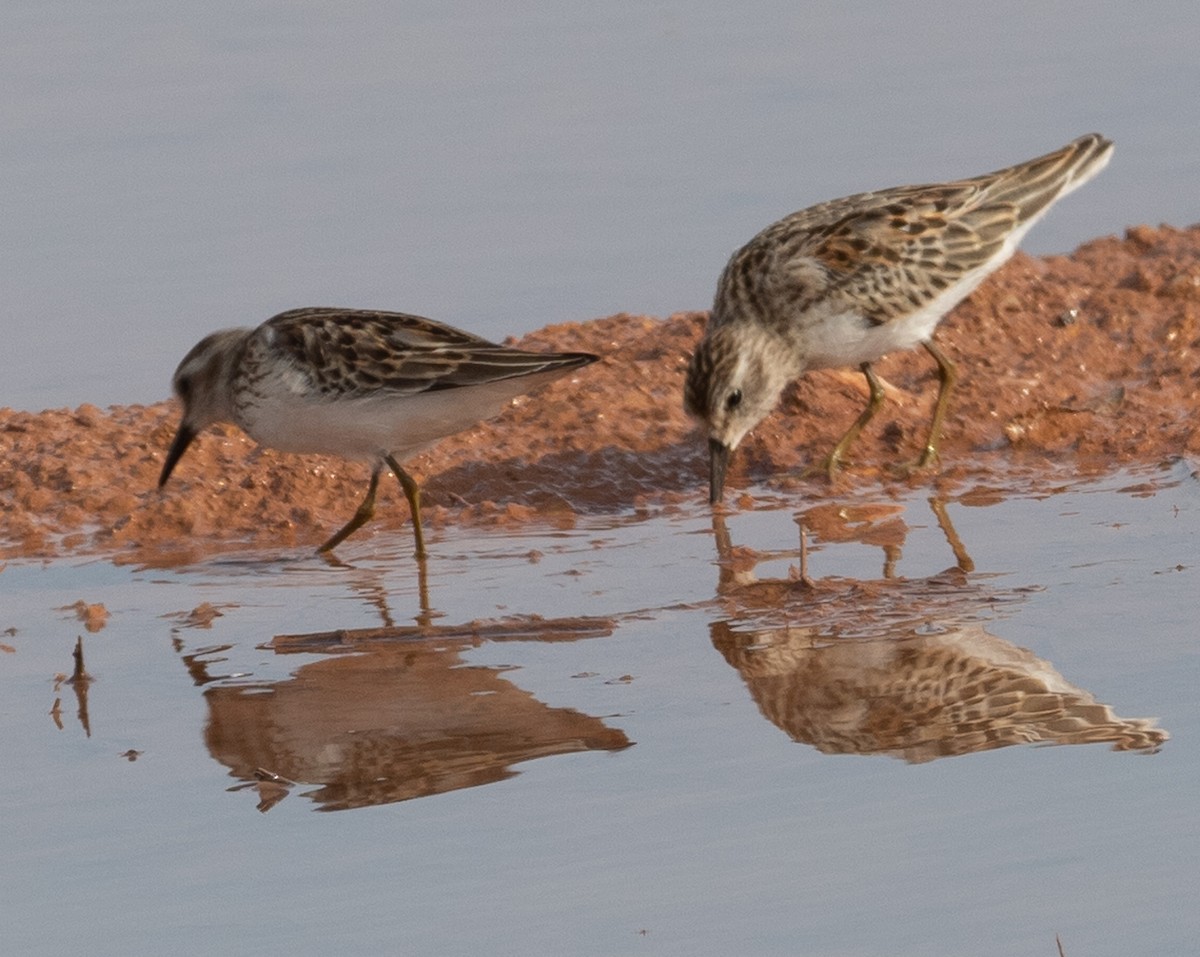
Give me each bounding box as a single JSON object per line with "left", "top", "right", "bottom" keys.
{"left": 984, "top": 132, "right": 1113, "bottom": 225}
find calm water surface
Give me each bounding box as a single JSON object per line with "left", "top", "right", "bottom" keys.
{"left": 2, "top": 466, "right": 1196, "bottom": 955}
{"left": 4, "top": 1, "right": 1200, "bottom": 409}
{"left": 4, "top": 5, "right": 1198, "bottom": 954}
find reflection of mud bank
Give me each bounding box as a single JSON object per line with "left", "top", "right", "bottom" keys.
{"left": 3, "top": 225, "right": 1200, "bottom": 560}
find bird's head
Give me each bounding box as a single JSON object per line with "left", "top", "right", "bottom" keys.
{"left": 158, "top": 329, "right": 247, "bottom": 488}
{"left": 684, "top": 323, "right": 796, "bottom": 504}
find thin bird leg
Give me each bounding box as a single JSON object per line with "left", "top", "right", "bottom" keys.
{"left": 384, "top": 453, "right": 427, "bottom": 560}
{"left": 917, "top": 339, "right": 958, "bottom": 468}
{"left": 822, "top": 362, "right": 885, "bottom": 478}
{"left": 929, "top": 497, "right": 974, "bottom": 573}
{"left": 318, "top": 463, "right": 383, "bottom": 553}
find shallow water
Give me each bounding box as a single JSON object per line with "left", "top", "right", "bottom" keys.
{"left": 2, "top": 465, "right": 1196, "bottom": 955}
{"left": 5, "top": 10, "right": 1199, "bottom": 950}
{"left": 5, "top": 0, "right": 1200, "bottom": 410}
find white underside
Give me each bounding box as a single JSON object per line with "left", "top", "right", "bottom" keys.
{"left": 237, "top": 369, "right": 571, "bottom": 461}
{"left": 796, "top": 223, "right": 1039, "bottom": 370}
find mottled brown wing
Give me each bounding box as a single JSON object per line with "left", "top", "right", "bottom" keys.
{"left": 261, "top": 307, "right": 597, "bottom": 399}
{"left": 766, "top": 133, "right": 1110, "bottom": 238}
{"left": 728, "top": 133, "right": 1112, "bottom": 326}
{"left": 798, "top": 188, "right": 1020, "bottom": 322}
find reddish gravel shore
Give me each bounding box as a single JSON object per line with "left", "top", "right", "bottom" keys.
{"left": 2, "top": 224, "right": 1198, "bottom": 562}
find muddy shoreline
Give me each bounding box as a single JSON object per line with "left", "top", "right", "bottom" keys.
{"left": 2, "top": 224, "right": 1198, "bottom": 562}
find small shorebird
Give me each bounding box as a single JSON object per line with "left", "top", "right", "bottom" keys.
{"left": 685, "top": 133, "right": 1113, "bottom": 503}
{"left": 159, "top": 307, "right": 598, "bottom": 556}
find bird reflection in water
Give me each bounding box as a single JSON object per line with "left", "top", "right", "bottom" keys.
{"left": 177, "top": 615, "right": 628, "bottom": 812}
{"left": 709, "top": 499, "right": 1167, "bottom": 761}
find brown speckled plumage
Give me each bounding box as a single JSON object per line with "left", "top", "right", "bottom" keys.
{"left": 686, "top": 134, "right": 1114, "bottom": 502}
{"left": 713, "top": 621, "right": 1168, "bottom": 761}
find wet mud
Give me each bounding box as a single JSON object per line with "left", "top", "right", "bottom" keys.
{"left": 2, "top": 224, "right": 1198, "bottom": 562}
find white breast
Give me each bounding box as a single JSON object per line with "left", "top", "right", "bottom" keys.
{"left": 236, "top": 368, "right": 571, "bottom": 462}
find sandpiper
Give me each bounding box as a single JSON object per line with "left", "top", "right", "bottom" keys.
{"left": 159, "top": 307, "right": 598, "bottom": 555}
{"left": 685, "top": 133, "right": 1113, "bottom": 502}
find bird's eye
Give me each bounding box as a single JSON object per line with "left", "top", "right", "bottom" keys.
{"left": 725, "top": 389, "right": 743, "bottom": 411}
{"left": 176, "top": 376, "right": 192, "bottom": 400}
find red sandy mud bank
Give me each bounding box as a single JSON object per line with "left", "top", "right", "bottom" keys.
{"left": 2, "top": 225, "right": 1199, "bottom": 562}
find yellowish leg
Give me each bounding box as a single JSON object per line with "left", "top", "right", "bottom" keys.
{"left": 822, "top": 362, "right": 885, "bottom": 478}
{"left": 318, "top": 465, "right": 382, "bottom": 553}
{"left": 384, "top": 453, "right": 427, "bottom": 560}
{"left": 917, "top": 340, "right": 958, "bottom": 468}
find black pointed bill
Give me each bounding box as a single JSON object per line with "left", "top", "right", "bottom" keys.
{"left": 708, "top": 437, "right": 731, "bottom": 505}
{"left": 159, "top": 422, "right": 197, "bottom": 488}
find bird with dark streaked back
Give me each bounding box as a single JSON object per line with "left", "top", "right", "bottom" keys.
{"left": 159, "top": 307, "right": 598, "bottom": 555}
{"left": 685, "top": 133, "right": 1114, "bottom": 503}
